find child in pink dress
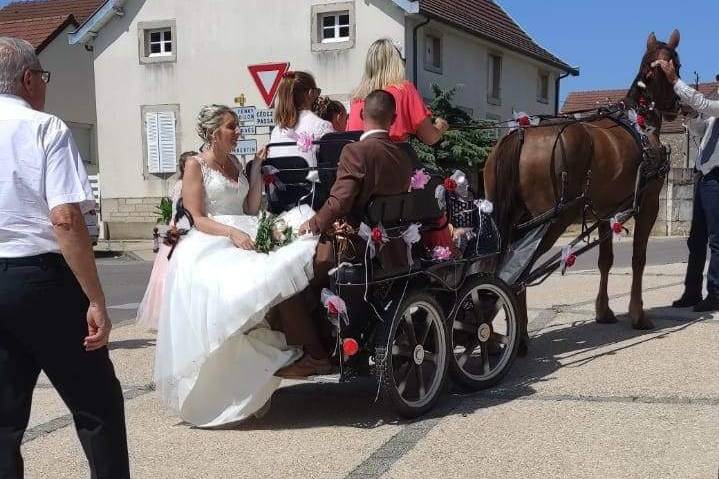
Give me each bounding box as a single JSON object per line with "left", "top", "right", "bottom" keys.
{"left": 136, "top": 151, "right": 196, "bottom": 331}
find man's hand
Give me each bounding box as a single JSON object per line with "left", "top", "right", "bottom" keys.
{"left": 651, "top": 59, "right": 679, "bottom": 85}
{"left": 299, "top": 220, "right": 312, "bottom": 236}
{"left": 84, "top": 301, "right": 112, "bottom": 351}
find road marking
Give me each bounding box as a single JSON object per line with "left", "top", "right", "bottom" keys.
{"left": 108, "top": 302, "right": 140, "bottom": 310}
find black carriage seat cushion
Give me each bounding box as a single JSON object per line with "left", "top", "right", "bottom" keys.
{"left": 262, "top": 155, "right": 314, "bottom": 213}
{"left": 364, "top": 175, "right": 445, "bottom": 229}
{"left": 316, "top": 131, "right": 363, "bottom": 184}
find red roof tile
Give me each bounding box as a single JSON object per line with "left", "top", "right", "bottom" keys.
{"left": 0, "top": 0, "right": 103, "bottom": 24}
{"left": 562, "top": 82, "right": 719, "bottom": 134}
{"left": 418, "top": 0, "right": 575, "bottom": 73}
{"left": 0, "top": 14, "right": 76, "bottom": 51}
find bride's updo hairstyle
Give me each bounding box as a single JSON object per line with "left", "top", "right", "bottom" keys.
{"left": 196, "top": 104, "right": 237, "bottom": 148}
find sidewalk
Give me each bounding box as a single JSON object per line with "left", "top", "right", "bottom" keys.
{"left": 23, "top": 262, "right": 718, "bottom": 479}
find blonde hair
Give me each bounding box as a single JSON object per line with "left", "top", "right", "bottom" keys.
{"left": 196, "top": 104, "right": 237, "bottom": 146}
{"left": 351, "top": 38, "right": 406, "bottom": 101}
{"left": 274, "top": 71, "right": 318, "bottom": 129}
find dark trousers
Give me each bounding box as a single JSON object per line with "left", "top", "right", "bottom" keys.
{"left": 0, "top": 254, "right": 129, "bottom": 479}
{"left": 684, "top": 174, "right": 709, "bottom": 296}
{"left": 698, "top": 173, "right": 719, "bottom": 295}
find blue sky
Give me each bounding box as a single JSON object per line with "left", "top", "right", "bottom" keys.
{"left": 1, "top": 0, "right": 715, "bottom": 103}
{"left": 500, "top": 0, "right": 718, "bottom": 103}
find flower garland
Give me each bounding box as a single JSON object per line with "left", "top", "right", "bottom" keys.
{"left": 254, "top": 210, "right": 295, "bottom": 254}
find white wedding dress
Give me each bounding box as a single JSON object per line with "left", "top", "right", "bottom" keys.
{"left": 154, "top": 158, "right": 318, "bottom": 427}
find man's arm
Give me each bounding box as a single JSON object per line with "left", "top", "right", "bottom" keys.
{"left": 44, "top": 118, "right": 110, "bottom": 351}
{"left": 309, "top": 147, "right": 366, "bottom": 234}
{"left": 51, "top": 204, "right": 110, "bottom": 351}
{"left": 674, "top": 79, "right": 719, "bottom": 118}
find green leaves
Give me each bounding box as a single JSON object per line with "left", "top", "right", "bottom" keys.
{"left": 410, "top": 84, "right": 497, "bottom": 174}
{"left": 155, "top": 197, "right": 173, "bottom": 225}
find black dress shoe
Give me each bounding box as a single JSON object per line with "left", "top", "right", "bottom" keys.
{"left": 672, "top": 293, "right": 702, "bottom": 308}
{"left": 693, "top": 296, "right": 719, "bottom": 313}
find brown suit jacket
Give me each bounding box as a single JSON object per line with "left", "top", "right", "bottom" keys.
{"left": 309, "top": 132, "right": 413, "bottom": 234}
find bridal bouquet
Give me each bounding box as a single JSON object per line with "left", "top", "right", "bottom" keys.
{"left": 255, "top": 211, "right": 295, "bottom": 254}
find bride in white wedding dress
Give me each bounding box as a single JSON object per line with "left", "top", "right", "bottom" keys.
{"left": 154, "top": 105, "right": 319, "bottom": 427}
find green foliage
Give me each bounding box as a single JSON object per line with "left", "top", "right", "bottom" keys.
{"left": 155, "top": 197, "right": 173, "bottom": 225}
{"left": 410, "top": 84, "right": 497, "bottom": 173}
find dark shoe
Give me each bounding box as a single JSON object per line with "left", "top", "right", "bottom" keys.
{"left": 275, "top": 355, "right": 332, "bottom": 379}
{"left": 672, "top": 293, "right": 702, "bottom": 308}
{"left": 692, "top": 296, "right": 719, "bottom": 313}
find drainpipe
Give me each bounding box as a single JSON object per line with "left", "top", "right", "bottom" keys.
{"left": 412, "top": 16, "right": 430, "bottom": 86}
{"left": 554, "top": 68, "right": 579, "bottom": 115}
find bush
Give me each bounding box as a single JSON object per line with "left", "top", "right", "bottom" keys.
{"left": 410, "top": 84, "right": 497, "bottom": 173}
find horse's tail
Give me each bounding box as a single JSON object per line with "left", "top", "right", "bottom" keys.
{"left": 489, "top": 130, "right": 524, "bottom": 256}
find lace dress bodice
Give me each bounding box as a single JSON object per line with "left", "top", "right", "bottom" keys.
{"left": 196, "top": 157, "right": 248, "bottom": 217}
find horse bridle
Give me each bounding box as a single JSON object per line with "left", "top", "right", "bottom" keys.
{"left": 632, "top": 47, "right": 682, "bottom": 117}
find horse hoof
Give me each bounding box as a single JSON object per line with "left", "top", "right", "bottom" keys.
{"left": 595, "top": 310, "right": 618, "bottom": 324}
{"left": 632, "top": 316, "right": 654, "bottom": 330}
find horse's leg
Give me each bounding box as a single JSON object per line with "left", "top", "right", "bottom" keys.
{"left": 595, "top": 221, "right": 617, "bottom": 323}
{"left": 517, "top": 289, "right": 529, "bottom": 356}
{"left": 628, "top": 181, "right": 662, "bottom": 329}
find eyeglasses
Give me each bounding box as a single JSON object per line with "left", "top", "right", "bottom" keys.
{"left": 29, "top": 69, "right": 51, "bottom": 84}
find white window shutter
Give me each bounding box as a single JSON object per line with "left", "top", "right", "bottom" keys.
{"left": 145, "top": 112, "right": 161, "bottom": 173}
{"left": 157, "top": 111, "right": 177, "bottom": 173}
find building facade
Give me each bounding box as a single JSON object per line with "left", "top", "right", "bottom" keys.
{"left": 71, "top": 0, "right": 576, "bottom": 239}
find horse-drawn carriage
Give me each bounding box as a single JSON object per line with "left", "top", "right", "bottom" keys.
{"left": 265, "top": 133, "right": 520, "bottom": 417}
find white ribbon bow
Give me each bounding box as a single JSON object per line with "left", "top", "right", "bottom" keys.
{"left": 401, "top": 223, "right": 421, "bottom": 266}
{"left": 261, "top": 165, "right": 286, "bottom": 202}
{"left": 358, "top": 223, "right": 388, "bottom": 259}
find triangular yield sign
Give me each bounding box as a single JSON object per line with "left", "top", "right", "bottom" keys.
{"left": 247, "top": 62, "right": 290, "bottom": 107}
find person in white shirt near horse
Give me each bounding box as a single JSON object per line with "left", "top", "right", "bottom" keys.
{"left": 654, "top": 59, "right": 719, "bottom": 312}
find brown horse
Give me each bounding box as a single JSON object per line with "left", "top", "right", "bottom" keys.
{"left": 484, "top": 30, "right": 682, "bottom": 351}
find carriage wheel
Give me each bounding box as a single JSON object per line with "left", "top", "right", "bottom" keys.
{"left": 449, "top": 276, "right": 520, "bottom": 390}
{"left": 375, "top": 292, "right": 449, "bottom": 418}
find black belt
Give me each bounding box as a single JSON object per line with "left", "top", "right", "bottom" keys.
{"left": 0, "top": 253, "right": 65, "bottom": 268}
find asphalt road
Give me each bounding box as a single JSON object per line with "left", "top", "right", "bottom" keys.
{"left": 99, "top": 237, "right": 692, "bottom": 327}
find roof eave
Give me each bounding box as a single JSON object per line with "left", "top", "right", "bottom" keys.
{"left": 68, "top": 0, "right": 125, "bottom": 46}
{"left": 36, "top": 14, "right": 78, "bottom": 53}
{"left": 390, "top": 0, "right": 420, "bottom": 14}
{"left": 420, "top": 10, "right": 578, "bottom": 75}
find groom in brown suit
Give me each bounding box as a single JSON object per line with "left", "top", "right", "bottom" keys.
{"left": 275, "top": 89, "right": 414, "bottom": 378}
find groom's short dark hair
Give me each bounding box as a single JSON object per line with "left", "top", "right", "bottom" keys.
{"left": 363, "top": 90, "right": 396, "bottom": 126}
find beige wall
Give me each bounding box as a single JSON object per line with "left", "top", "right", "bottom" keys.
{"left": 92, "top": 0, "right": 406, "bottom": 202}
{"left": 406, "top": 18, "right": 561, "bottom": 120}
{"left": 40, "top": 25, "right": 97, "bottom": 170}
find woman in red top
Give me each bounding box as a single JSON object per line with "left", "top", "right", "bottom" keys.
{"left": 348, "top": 38, "right": 453, "bottom": 249}
{"left": 347, "top": 39, "right": 448, "bottom": 144}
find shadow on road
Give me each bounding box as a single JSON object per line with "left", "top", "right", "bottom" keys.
{"left": 235, "top": 310, "right": 710, "bottom": 431}
{"left": 109, "top": 338, "right": 156, "bottom": 350}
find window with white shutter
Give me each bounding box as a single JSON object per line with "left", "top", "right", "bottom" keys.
{"left": 144, "top": 109, "right": 178, "bottom": 174}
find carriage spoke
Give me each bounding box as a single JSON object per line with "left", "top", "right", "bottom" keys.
{"left": 457, "top": 340, "right": 479, "bottom": 368}
{"left": 453, "top": 319, "right": 478, "bottom": 334}
{"left": 481, "top": 344, "right": 491, "bottom": 375}
{"left": 403, "top": 312, "right": 419, "bottom": 347}
{"left": 419, "top": 318, "right": 433, "bottom": 345}
{"left": 423, "top": 351, "right": 436, "bottom": 364}
{"left": 396, "top": 363, "right": 413, "bottom": 395}
{"left": 414, "top": 363, "right": 426, "bottom": 397}
{"left": 392, "top": 344, "right": 412, "bottom": 357}
{"left": 490, "top": 332, "right": 509, "bottom": 345}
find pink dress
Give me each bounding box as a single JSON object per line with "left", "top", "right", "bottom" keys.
{"left": 136, "top": 180, "right": 182, "bottom": 331}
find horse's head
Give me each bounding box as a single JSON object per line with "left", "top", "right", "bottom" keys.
{"left": 630, "top": 30, "right": 681, "bottom": 122}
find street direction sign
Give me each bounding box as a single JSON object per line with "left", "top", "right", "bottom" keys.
{"left": 256, "top": 109, "right": 275, "bottom": 127}
{"left": 234, "top": 138, "right": 257, "bottom": 156}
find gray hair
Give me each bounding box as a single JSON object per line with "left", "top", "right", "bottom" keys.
{"left": 0, "top": 37, "right": 40, "bottom": 96}
{"left": 196, "top": 104, "right": 237, "bottom": 145}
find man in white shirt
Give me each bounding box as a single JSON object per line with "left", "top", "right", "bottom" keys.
{"left": 654, "top": 59, "right": 719, "bottom": 312}
{"left": 0, "top": 37, "right": 129, "bottom": 477}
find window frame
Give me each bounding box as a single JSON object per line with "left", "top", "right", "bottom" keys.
{"left": 487, "top": 52, "right": 503, "bottom": 105}
{"left": 424, "top": 32, "right": 443, "bottom": 74}
{"left": 311, "top": 2, "right": 356, "bottom": 52}
{"left": 138, "top": 20, "right": 177, "bottom": 65}
{"left": 537, "top": 70, "right": 550, "bottom": 104}
{"left": 140, "top": 104, "right": 181, "bottom": 178}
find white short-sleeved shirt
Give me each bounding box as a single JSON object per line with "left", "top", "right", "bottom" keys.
{"left": 0, "top": 94, "right": 95, "bottom": 258}
{"left": 268, "top": 110, "right": 334, "bottom": 178}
